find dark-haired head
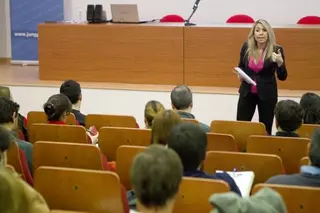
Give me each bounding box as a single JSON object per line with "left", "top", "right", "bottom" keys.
{"left": 275, "top": 100, "right": 303, "bottom": 133}
{"left": 0, "top": 97, "right": 19, "bottom": 130}
{"left": 43, "top": 94, "right": 72, "bottom": 122}
{"left": 300, "top": 93, "right": 320, "bottom": 124}
{"left": 167, "top": 123, "right": 207, "bottom": 171}
{"left": 144, "top": 100, "right": 165, "bottom": 128}
{"left": 171, "top": 85, "right": 193, "bottom": 111}
{"left": 60, "top": 80, "right": 82, "bottom": 105}
{"left": 131, "top": 144, "right": 182, "bottom": 211}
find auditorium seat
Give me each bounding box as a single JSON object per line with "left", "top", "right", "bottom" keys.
{"left": 29, "top": 124, "right": 88, "bottom": 144}
{"left": 247, "top": 136, "right": 310, "bottom": 174}
{"left": 252, "top": 184, "right": 320, "bottom": 212}
{"left": 207, "top": 133, "right": 238, "bottom": 152}
{"left": 204, "top": 151, "right": 284, "bottom": 184}
{"left": 297, "top": 124, "right": 320, "bottom": 139}
{"left": 34, "top": 167, "right": 129, "bottom": 213}
{"left": 210, "top": 120, "right": 266, "bottom": 152}
{"left": 226, "top": 14, "right": 254, "bottom": 23}
{"left": 181, "top": 118, "right": 199, "bottom": 125}
{"left": 160, "top": 14, "right": 184, "bottom": 22}
{"left": 297, "top": 16, "right": 320, "bottom": 24}
{"left": 99, "top": 127, "right": 151, "bottom": 161}
{"left": 116, "top": 145, "right": 147, "bottom": 190}
{"left": 85, "top": 114, "right": 139, "bottom": 130}
{"left": 173, "top": 177, "right": 229, "bottom": 213}
{"left": 33, "top": 142, "right": 108, "bottom": 172}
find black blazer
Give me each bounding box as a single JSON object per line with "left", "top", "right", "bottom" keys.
{"left": 238, "top": 42, "right": 287, "bottom": 100}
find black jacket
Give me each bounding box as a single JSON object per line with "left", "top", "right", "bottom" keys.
{"left": 238, "top": 42, "right": 287, "bottom": 100}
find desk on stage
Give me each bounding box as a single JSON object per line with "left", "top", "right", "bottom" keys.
{"left": 38, "top": 23, "right": 320, "bottom": 90}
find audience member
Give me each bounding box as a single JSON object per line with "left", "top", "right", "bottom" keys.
{"left": 60, "top": 80, "right": 86, "bottom": 126}
{"left": 266, "top": 128, "right": 320, "bottom": 187}
{"left": 300, "top": 92, "right": 320, "bottom": 124}
{"left": 0, "top": 168, "right": 50, "bottom": 213}
{"left": 167, "top": 123, "right": 241, "bottom": 195}
{"left": 43, "top": 94, "right": 72, "bottom": 124}
{"left": 0, "top": 97, "right": 33, "bottom": 174}
{"left": 0, "top": 126, "right": 11, "bottom": 167}
{"left": 130, "top": 144, "right": 183, "bottom": 213}
{"left": 144, "top": 100, "right": 165, "bottom": 129}
{"left": 0, "top": 86, "right": 28, "bottom": 141}
{"left": 170, "top": 85, "right": 210, "bottom": 132}
{"left": 274, "top": 100, "right": 303, "bottom": 137}
{"left": 209, "top": 187, "right": 287, "bottom": 213}
{"left": 151, "top": 110, "right": 182, "bottom": 145}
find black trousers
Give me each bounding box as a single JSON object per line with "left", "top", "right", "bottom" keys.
{"left": 236, "top": 93, "right": 277, "bottom": 135}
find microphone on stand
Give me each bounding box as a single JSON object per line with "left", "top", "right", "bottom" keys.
{"left": 185, "top": 0, "right": 202, "bottom": 26}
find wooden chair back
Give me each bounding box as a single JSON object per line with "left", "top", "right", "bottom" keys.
{"left": 204, "top": 151, "right": 284, "bottom": 184}
{"left": 252, "top": 184, "right": 320, "bottom": 213}
{"left": 210, "top": 120, "right": 266, "bottom": 151}
{"left": 86, "top": 114, "right": 138, "bottom": 130}
{"left": 116, "top": 145, "right": 147, "bottom": 190}
{"left": 29, "top": 124, "right": 88, "bottom": 144}
{"left": 300, "top": 157, "right": 310, "bottom": 167}
{"left": 247, "top": 136, "right": 310, "bottom": 174}
{"left": 33, "top": 142, "right": 103, "bottom": 172}
{"left": 7, "top": 142, "right": 24, "bottom": 177}
{"left": 173, "top": 177, "right": 229, "bottom": 213}
{"left": 297, "top": 124, "right": 320, "bottom": 139}
{"left": 182, "top": 118, "right": 199, "bottom": 125}
{"left": 27, "top": 111, "right": 76, "bottom": 131}
{"left": 207, "top": 133, "right": 238, "bottom": 152}
{"left": 99, "top": 127, "right": 151, "bottom": 161}
{"left": 34, "top": 167, "right": 125, "bottom": 213}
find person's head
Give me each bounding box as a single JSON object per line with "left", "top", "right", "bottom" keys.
{"left": 0, "top": 86, "right": 11, "bottom": 99}
{"left": 275, "top": 100, "right": 303, "bottom": 133}
{"left": 0, "top": 168, "right": 49, "bottom": 213}
{"left": 0, "top": 97, "right": 19, "bottom": 130}
{"left": 309, "top": 128, "right": 320, "bottom": 168}
{"left": 151, "top": 110, "right": 182, "bottom": 145}
{"left": 300, "top": 93, "right": 320, "bottom": 124}
{"left": 43, "top": 94, "right": 72, "bottom": 122}
{"left": 167, "top": 123, "right": 207, "bottom": 171}
{"left": 144, "top": 100, "right": 165, "bottom": 129}
{"left": 0, "top": 127, "right": 11, "bottom": 167}
{"left": 131, "top": 144, "right": 183, "bottom": 212}
{"left": 247, "top": 19, "right": 276, "bottom": 60}
{"left": 170, "top": 85, "right": 193, "bottom": 112}
{"left": 60, "top": 80, "right": 82, "bottom": 108}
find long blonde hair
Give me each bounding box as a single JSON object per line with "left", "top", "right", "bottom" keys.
{"left": 246, "top": 19, "right": 276, "bottom": 61}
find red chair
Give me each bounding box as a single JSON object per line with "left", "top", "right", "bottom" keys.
{"left": 226, "top": 14, "right": 254, "bottom": 23}
{"left": 160, "top": 14, "right": 184, "bottom": 23}
{"left": 297, "top": 16, "right": 320, "bottom": 24}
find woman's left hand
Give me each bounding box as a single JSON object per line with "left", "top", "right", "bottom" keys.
{"left": 272, "top": 49, "right": 284, "bottom": 67}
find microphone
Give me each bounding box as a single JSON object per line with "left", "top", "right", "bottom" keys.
{"left": 185, "top": 0, "right": 202, "bottom": 26}
{"left": 193, "top": 0, "right": 201, "bottom": 10}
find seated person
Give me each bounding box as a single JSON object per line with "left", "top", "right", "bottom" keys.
{"left": 274, "top": 100, "right": 303, "bottom": 137}
{"left": 60, "top": 80, "right": 86, "bottom": 126}
{"left": 167, "top": 123, "right": 241, "bottom": 195}
{"left": 0, "top": 86, "right": 28, "bottom": 141}
{"left": 151, "top": 110, "right": 182, "bottom": 145}
{"left": 0, "top": 168, "right": 50, "bottom": 213}
{"left": 0, "top": 126, "right": 10, "bottom": 167}
{"left": 144, "top": 100, "right": 165, "bottom": 129}
{"left": 266, "top": 127, "right": 320, "bottom": 187}
{"left": 130, "top": 144, "right": 183, "bottom": 213}
{"left": 170, "top": 85, "right": 210, "bottom": 132}
{"left": 0, "top": 97, "right": 33, "bottom": 175}
{"left": 300, "top": 92, "right": 320, "bottom": 124}
{"left": 43, "top": 94, "right": 98, "bottom": 144}
{"left": 210, "top": 187, "right": 286, "bottom": 213}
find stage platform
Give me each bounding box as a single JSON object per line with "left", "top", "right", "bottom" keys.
{"left": 0, "top": 64, "right": 318, "bottom": 98}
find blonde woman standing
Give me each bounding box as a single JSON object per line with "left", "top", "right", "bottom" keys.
{"left": 236, "top": 19, "right": 287, "bottom": 135}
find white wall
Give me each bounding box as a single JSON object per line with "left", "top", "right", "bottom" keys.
{"left": 9, "top": 85, "right": 300, "bottom": 134}
{"left": 65, "top": 0, "right": 320, "bottom": 24}
{"left": 0, "top": 0, "right": 11, "bottom": 58}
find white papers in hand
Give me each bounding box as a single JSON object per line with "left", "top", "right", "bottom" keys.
{"left": 234, "top": 67, "right": 257, "bottom": 86}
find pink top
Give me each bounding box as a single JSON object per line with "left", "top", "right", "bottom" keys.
{"left": 248, "top": 53, "right": 264, "bottom": 93}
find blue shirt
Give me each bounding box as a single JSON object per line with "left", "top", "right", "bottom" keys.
{"left": 184, "top": 170, "right": 242, "bottom": 196}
